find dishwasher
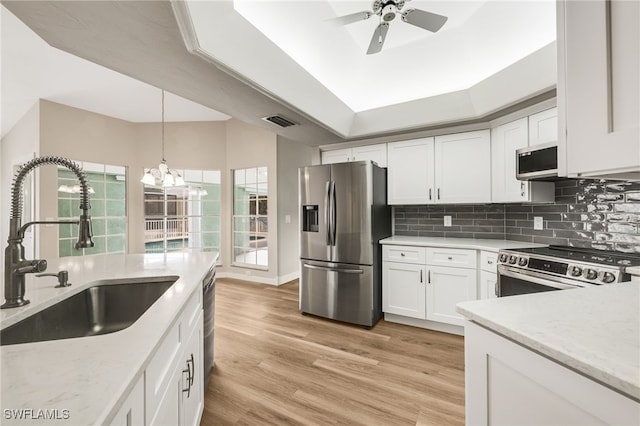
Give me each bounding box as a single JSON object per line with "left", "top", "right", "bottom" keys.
{"left": 202, "top": 264, "right": 216, "bottom": 389}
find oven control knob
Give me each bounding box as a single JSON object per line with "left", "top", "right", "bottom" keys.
{"left": 602, "top": 272, "right": 616, "bottom": 284}
{"left": 584, "top": 269, "right": 598, "bottom": 280}
{"left": 508, "top": 255, "right": 517, "bottom": 265}
{"left": 570, "top": 266, "right": 583, "bottom": 277}
{"left": 499, "top": 254, "right": 508, "bottom": 263}
{"left": 518, "top": 257, "right": 528, "bottom": 266}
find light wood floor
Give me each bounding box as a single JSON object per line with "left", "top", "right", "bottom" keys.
{"left": 201, "top": 278, "right": 465, "bottom": 425}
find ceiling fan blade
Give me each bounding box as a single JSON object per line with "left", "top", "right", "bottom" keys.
{"left": 326, "top": 11, "right": 372, "bottom": 26}
{"left": 367, "top": 23, "right": 389, "bottom": 55}
{"left": 402, "top": 8, "right": 448, "bottom": 32}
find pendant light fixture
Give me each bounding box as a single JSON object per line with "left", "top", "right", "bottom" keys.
{"left": 141, "top": 90, "right": 185, "bottom": 187}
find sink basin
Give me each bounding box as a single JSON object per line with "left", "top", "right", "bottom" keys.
{"left": 0, "top": 276, "right": 177, "bottom": 346}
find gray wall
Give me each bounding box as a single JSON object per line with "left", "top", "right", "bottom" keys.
{"left": 394, "top": 179, "right": 640, "bottom": 253}
{"left": 276, "top": 136, "right": 313, "bottom": 283}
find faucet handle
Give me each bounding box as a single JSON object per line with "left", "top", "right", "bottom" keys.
{"left": 36, "top": 270, "right": 71, "bottom": 288}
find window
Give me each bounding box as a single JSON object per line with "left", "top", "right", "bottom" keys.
{"left": 233, "top": 167, "right": 268, "bottom": 268}
{"left": 58, "top": 162, "right": 127, "bottom": 257}
{"left": 143, "top": 169, "right": 221, "bottom": 255}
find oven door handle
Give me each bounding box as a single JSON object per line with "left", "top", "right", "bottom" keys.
{"left": 498, "top": 266, "right": 584, "bottom": 290}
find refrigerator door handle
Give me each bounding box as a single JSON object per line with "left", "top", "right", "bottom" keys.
{"left": 324, "top": 181, "right": 331, "bottom": 246}
{"left": 330, "top": 180, "right": 337, "bottom": 246}
{"left": 303, "top": 264, "right": 364, "bottom": 274}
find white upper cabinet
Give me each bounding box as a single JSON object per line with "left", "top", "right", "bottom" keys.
{"left": 321, "top": 148, "right": 351, "bottom": 165}
{"left": 351, "top": 144, "right": 388, "bottom": 167}
{"left": 387, "top": 138, "right": 435, "bottom": 205}
{"left": 321, "top": 143, "right": 387, "bottom": 167}
{"left": 434, "top": 130, "right": 492, "bottom": 204}
{"left": 528, "top": 107, "right": 558, "bottom": 145}
{"left": 557, "top": 0, "right": 640, "bottom": 179}
{"left": 388, "top": 131, "right": 491, "bottom": 205}
{"left": 491, "top": 117, "right": 554, "bottom": 203}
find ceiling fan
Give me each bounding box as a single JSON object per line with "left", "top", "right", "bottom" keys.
{"left": 329, "top": 0, "right": 448, "bottom": 54}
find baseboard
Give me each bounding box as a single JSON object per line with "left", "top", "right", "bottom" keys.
{"left": 216, "top": 272, "right": 278, "bottom": 286}
{"left": 384, "top": 313, "right": 464, "bottom": 336}
{"left": 278, "top": 271, "right": 299, "bottom": 285}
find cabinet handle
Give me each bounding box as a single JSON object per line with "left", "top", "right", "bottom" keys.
{"left": 521, "top": 182, "right": 525, "bottom": 197}
{"left": 420, "top": 269, "right": 423, "bottom": 283}
{"left": 437, "top": 188, "right": 441, "bottom": 200}
{"left": 428, "top": 270, "right": 431, "bottom": 284}
{"left": 447, "top": 256, "right": 453, "bottom": 260}
{"left": 182, "top": 353, "right": 195, "bottom": 398}
{"left": 429, "top": 188, "right": 432, "bottom": 200}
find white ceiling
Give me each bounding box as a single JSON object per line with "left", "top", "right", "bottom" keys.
{"left": 231, "top": 0, "right": 556, "bottom": 111}
{"left": 0, "top": 6, "right": 230, "bottom": 138}
{"left": 183, "top": 0, "right": 557, "bottom": 138}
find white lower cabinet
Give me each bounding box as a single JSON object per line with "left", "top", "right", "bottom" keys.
{"left": 382, "top": 261, "right": 426, "bottom": 319}
{"left": 465, "top": 321, "right": 640, "bottom": 425}
{"left": 382, "top": 245, "right": 478, "bottom": 329}
{"left": 479, "top": 270, "right": 497, "bottom": 300}
{"left": 108, "top": 376, "right": 144, "bottom": 426}
{"left": 426, "top": 266, "right": 476, "bottom": 326}
{"left": 145, "top": 287, "right": 204, "bottom": 426}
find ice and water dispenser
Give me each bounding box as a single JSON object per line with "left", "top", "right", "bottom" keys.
{"left": 302, "top": 205, "right": 319, "bottom": 232}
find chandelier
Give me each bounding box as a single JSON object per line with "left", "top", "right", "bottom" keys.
{"left": 141, "top": 90, "right": 185, "bottom": 187}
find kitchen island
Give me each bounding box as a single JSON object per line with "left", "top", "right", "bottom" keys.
{"left": 457, "top": 283, "right": 640, "bottom": 425}
{"left": 0, "top": 252, "right": 217, "bottom": 425}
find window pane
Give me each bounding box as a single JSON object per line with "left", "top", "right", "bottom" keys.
{"left": 232, "top": 166, "right": 268, "bottom": 268}
{"left": 144, "top": 168, "right": 221, "bottom": 258}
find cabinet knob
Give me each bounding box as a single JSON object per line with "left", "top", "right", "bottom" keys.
{"left": 447, "top": 256, "right": 453, "bottom": 260}
{"left": 400, "top": 252, "right": 405, "bottom": 257}
{"left": 487, "top": 260, "right": 493, "bottom": 265}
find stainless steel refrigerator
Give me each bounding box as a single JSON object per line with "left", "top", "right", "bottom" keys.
{"left": 299, "top": 161, "right": 391, "bottom": 327}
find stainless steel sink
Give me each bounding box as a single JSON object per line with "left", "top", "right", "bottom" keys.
{"left": 0, "top": 276, "right": 178, "bottom": 346}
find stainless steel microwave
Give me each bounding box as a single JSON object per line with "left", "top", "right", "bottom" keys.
{"left": 516, "top": 142, "right": 558, "bottom": 181}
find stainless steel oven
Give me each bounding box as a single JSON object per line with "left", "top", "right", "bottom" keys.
{"left": 496, "top": 246, "right": 637, "bottom": 297}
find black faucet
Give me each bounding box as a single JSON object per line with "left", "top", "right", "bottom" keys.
{"left": 2, "top": 156, "right": 94, "bottom": 309}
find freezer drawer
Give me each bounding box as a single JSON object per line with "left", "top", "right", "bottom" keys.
{"left": 300, "top": 260, "right": 380, "bottom": 327}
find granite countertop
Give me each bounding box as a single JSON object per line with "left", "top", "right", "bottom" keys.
{"left": 457, "top": 283, "right": 640, "bottom": 401}
{"left": 0, "top": 252, "right": 217, "bottom": 425}
{"left": 379, "top": 235, "right": 546, "bottom": 252}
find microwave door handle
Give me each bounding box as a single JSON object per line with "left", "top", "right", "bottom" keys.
{"left": 499, "top": 267, "right": 582, "bottom": 290}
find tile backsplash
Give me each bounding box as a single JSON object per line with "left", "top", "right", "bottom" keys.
{"left": 393, "top": 179, "right": 640, "bottom": 253}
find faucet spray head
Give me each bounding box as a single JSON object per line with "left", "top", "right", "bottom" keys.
{"left": 76, "top": 214, "right": 94, "bottom": 249}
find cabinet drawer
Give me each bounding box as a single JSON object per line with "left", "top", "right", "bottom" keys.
{"left": 426, "top": 247, "right": 477, "bottom": 269}
{"left": 383, "top": 245, "right": 426, "bottom": 264}
{"left": 182, "top": 288, "right": 202, "bottom": 333}
{"left": 480, "top": 251, "right": 498, "bottom": 273}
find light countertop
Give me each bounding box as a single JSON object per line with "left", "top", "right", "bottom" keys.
{"left": 379, "top": 236, "right": 546, "bottom": 252}
{"left": 0, "top": 252, "right": 217, "bottom": 425}
{"left": 457, "top": 283, "right": 640, "bottom": 401}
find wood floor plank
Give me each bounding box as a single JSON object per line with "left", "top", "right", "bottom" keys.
{"left": 201, "top": 279, "right": 465, "bottom": 425}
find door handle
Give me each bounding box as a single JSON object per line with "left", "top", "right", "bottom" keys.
{"left": 330, "top": 181, "right": 337, "bottom": 246}
{"left": 325, "top": 181, "right": 331, "bottom": 246}
{"left": 303, "top": 264, "right": 364, "bottom": 274}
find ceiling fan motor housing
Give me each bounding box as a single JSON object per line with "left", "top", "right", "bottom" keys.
{"left": 382, "top": 4, "right": 397, "bottom": 22}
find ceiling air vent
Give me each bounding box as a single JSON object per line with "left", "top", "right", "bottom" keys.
{"left": 262, "top": 115, "right": 298, "bottom": 128}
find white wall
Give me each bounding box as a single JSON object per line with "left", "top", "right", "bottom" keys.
{"left": 1, "top": 101, "right": 40, "bottom": 294}
{"left": 276, "top": 136, "right": 313, "bottom": 284}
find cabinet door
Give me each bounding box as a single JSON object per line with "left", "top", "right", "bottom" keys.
{"left": 491, "top": 118, "right": 530, "bottom": 203}
{"left": 528, "top": 108, "right": 558, "bottom": 145}
{"left": 321, "top": 148, "right": 351, "bottom": 164}
{"left": 426, "top": 266, "right": 477, "bottom": 326}
{"left": 149, "top": 366, "right": 180, "bottom": 426}
{"left": 109, "top": 376, "right": 144, "bottom": 426}
{"left": 559, "top": 0, "right": 640, "bottom": 178}
{"left": 382, "top": 261, "right": 426, "bottom": 319}
{"left": 181, "top": 312, "right": 204, "bottom": 426}
{"left": 479, "top": 270, "right": 497, "bottom": 300}
{"left": 351, "top": 143, "right": 387, "bottom": 167}
{"left": 387, "top": 138, "right": 435, "bottom": 205}
{"left": 434, "top": 130, "right": 491, "bottom": 204}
